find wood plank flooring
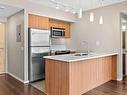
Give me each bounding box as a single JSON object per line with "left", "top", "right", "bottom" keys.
{"left": 84, "top": 77, "right": 127, "bottom": 95}
{"left": 0, "top": 74, "right": 45, "bottom": 95}
{"left": 0, "top": 74, "right": 127, "bottom": 95}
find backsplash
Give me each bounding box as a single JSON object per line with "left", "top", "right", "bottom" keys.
{"left": 50, "top": 38, "right": 67, "bottom": 51}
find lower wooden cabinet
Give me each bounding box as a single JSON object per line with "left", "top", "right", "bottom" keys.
{"left": 45, "top": 55, "right": 117, "bottom": 95}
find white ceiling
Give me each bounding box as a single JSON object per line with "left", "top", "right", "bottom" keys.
{"left": 29, "top": 0, "right": 126, "bottom": 12}
{"left": 0, "top": 3, "right": 22, "bottom": 18}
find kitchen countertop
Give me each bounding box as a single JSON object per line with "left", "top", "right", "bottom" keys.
{"left": 44, "top": 51, "right": 118, "bottom": 62}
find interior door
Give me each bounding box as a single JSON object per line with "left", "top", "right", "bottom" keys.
{"left": 0, "top": 23, "right": 5, "bottom": 73}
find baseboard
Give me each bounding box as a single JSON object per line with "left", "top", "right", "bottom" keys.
{"left": 117, "top": 78, "right": 123, "bottom": 81}
{"left": 7, "top": 72, "right": 29, "bottom": 84}
{"left": 24, "top": 80, "right": 29, "bottom": 84}
{"left": 0, "top": 72, "right": 6, "bottom": 74}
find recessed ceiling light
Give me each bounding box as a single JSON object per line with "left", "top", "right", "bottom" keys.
{"left": 122, "top": 20, "right": 126, "bottom": 23}
{"left": 72, "top": 10, "right": 76, "bottom": 14}
{"left": 65, "top": 8, "right": 69, "bottom": 12}
{"left": 0, "top": 6, "right": 5, "bottom": 9}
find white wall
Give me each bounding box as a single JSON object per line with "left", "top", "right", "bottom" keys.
{"left": 0, "top": 17, "right": 7, "bottom": 22}
{"left": 69, "top": 1, "right": 127, "bottom": 80}
{"left": 0, "top": 0, "right": 76, "bottom": 82}
{"left": 0, "top": 0, "right": 76, "bottom": 22}
{"left": 7, "top": 10, "right": 24, "bottom": 82}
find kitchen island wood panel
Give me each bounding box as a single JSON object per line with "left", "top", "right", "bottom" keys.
{"left": 45, "top": 55, "right": 117, "bottom": 95}
{"left": 45, "top": 60, "right": 69, "bottom": 95}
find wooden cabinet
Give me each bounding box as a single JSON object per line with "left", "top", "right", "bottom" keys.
{"left": 29, "top": 14, "right": 49, "bottom": 30}
{"left": 45, "top": 55, "right": 117, "bottom": 95}
{"left": 0, "top": 24, "right": 5, "bottom": 72}
{"left": 28, "top": 14, "right": 71, "bottom": 38}
{"left": 49, "top": 19, "right": 71, "bottom": 38}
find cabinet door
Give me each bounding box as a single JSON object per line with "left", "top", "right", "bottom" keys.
{"left": 29, "top": 14, "right": 49, "bottom": 30}
{"left": 49, "top": 19, "right": 71, "bottom": 38}
{"left": 64, "top": 24, "right": 70, "bottom": 38}
{"left": 49, "top": 19, "right": 59, "bottom": 28}
{"left": 29, "top": 14, "right": 39, "bottom": 29}
{"left": 38, "top": 16, "right": 49, "bottom": 30}
{"left": 58, "top": 21, "right": 70, "bottom": 38}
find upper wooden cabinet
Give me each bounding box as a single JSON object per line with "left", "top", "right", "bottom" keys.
{"left": 29, "top": 14, "right": 49, "bottom": 30}
{"left": 28, "top": 14, "right": 71, "bottom": 38}
{"left": 49, "top": 19, "right": 71, "bottom": 38}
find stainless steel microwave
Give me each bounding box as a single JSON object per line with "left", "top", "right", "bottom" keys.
{"left": 51, "top": 27, "right": 65, "bottom": 38}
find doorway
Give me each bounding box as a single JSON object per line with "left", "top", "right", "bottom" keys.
{"left": 0, "top": 23, "right": 5, "bottom": 73}
{"left": 121, "top": 17, "right": 127, "bottom": 77}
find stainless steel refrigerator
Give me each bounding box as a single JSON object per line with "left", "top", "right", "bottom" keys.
{"left": 28, "top": 28, "right": 50, "bottom": 82}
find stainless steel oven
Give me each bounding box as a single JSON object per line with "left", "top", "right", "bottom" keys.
{"left": 51, "top": 27, "right": 65, "bottom": 38}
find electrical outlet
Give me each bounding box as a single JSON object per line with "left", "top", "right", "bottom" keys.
{"left": 96, "top": 41, "right": 100, "bottom": 46}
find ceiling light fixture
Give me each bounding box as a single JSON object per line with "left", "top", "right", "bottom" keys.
{"left": 55, "top": 3, "right": 60, "bottom": 9}
{"left": 122, "top": 25, "right": 126, "bottom": 30}
{"left": 51, "top": 0, "right": 82, "bottom": 18}
{"left": 99, "top": 0, "right": 104, "bottom": 25}
{"left": 77, "top": 0, "right": 83, "bottom": 19}
{"left": 65, "top": 8, "right": 69, "bottom": 12}
{"left": 122, "top": 20, "right": 126, "bottom": 23}
{"left": 90, "top": 0, "right": 94, "bottom": 22}
{"left": 99, "top": 16, "right": 103, "bottom": 25}
{"left": 78, "top": 8, "right": 83, "bottom": 18}
{"left": 72, "top": 10, "right": 76, "bottom": 14}
{"left": 90, "top": 12, "right": 94, "bottom": 22}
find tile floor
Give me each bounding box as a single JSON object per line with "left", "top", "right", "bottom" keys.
{"left": 31, "top": 80, "right": 46, "bottom": 93}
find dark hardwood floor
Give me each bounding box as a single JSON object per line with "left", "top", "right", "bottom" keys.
{"left": 0, "top": 74, "right": 45, "bottom": 95}
{"left": 84, "top": 77, "right": 127, "bottom": 95}
{"left": 0, "top": 74, "right": 127, "bottom": 95}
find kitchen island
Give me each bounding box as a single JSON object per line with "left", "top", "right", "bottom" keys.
{"left": 44, "top": 52, "right": 117, "bottom": 95}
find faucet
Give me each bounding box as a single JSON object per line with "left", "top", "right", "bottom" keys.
{"left": 81, "top": 41, "right": 89, "bottom": 54}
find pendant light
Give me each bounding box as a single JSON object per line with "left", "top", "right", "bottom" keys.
{"left": 77, "top": 0, "right": 83, "bottom": 19}
{"left": 55, "top": 3, "right": 60, "bottom": 9}
{"left": 99, "top": 0, "right": 104, "bottom": 24}
{"left": 78, "top": 8, "right": 83, "bottom": 18}
{"left": 90, "top": 0, "right": 94, "bottom": 22}
{"left": 99, "top": 16, "right": 103, "bottom": 24}
{"left": 90, "top": 12, "right": 94, "bottom": 22}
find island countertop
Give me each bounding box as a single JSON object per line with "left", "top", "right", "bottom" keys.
{"left": 44, "top": 51, "right": 118, "bottom": 62}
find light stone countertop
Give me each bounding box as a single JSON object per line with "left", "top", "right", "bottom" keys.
{"left": 44, "top": 51, "right": 118, "bottom": 62}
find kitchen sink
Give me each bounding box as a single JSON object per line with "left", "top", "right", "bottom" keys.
{"left": 74, "top": 53, "right": 88, "bottom": 56}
